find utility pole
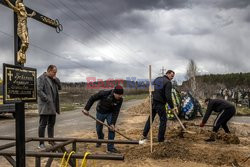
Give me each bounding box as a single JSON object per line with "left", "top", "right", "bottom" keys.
{"left": 160, "top": 66, "right": 166, "bottom": 76}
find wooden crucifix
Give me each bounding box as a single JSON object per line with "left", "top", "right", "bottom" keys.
{"left": 0, "top": 1, "right": 62, "bottom": 167}
{"left": 1, "top": 0, "right": 62, "bottom": 65}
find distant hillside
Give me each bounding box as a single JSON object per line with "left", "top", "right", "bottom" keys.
{"left": 181, "top": 72, "right": 250, "bottom": 98}
{"left": 61, "top": 79, "right": 148, "bottom": 95}
{"left": 197, "top": 73, "right": 250, "bottom": 88}
{"left": 182, "top": 72, "right": 250, "bottom": 88}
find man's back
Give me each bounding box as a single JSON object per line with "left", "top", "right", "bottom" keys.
{"left": 152, "top": 75, "right": 173, "bottom": 108}
{"left": 208, "top": 99, "right": 234, "bottom": 113}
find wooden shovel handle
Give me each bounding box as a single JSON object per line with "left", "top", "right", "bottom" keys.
{"left": 87, "top": 114, "right": 133, "bottom": 140}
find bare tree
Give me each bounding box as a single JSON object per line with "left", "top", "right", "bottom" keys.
{"left": 186, "top": 59, "right": 198, "bottom": 96}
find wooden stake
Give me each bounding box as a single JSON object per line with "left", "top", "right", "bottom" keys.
{"left": 149, "top": 65, "right": 153, "bottom": 153}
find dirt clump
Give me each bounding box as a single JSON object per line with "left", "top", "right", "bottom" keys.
{"left": 150, "top": 141, "right": 189, "bottom": 159}
{"left": 216, "top": 132, "right": 240, "bottom": 144}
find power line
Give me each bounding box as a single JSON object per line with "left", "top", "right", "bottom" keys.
{"left": 76, "top": 0, "right": 151, "bottom": 66}
{"left": 1, "top": 0, "right": 160, "bottom": 78}
{"left": 76, "top": 1, "right": 133, "bottom": 54}
{"left": 57, "top": 0, "right": 149, "bottom": 67}
{"left": 0, "top": 29, "right": 93, "bottom": 71}
{"left": 84, "top": 0, "right": 149, "bottom": 63}
{"left": 44, "top": 0, "right": 126, "bottom": 62}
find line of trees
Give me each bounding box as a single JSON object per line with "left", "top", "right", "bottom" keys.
{"left": 196, "top": 73, "right": 250, "bottom": 88}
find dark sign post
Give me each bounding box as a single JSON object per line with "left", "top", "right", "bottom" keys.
{"left": 0, "top": 1, "right": 62, "bottom": 166}
{"left": 3, "top": 64, "right": 37, "bottom": 167}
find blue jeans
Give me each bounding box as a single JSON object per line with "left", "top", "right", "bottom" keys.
{"left": 96, "top": 112, "right": 115, "bottom": 150}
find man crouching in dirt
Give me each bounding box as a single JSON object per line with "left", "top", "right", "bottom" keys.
{"left": 82, "top": 85, "right": 123, "bottom": 153}
{"left": 200, "top": 98, "right": 236, "bottom": 142}
{"left": 142, "top": 70, "right": 175, "bottom": 142}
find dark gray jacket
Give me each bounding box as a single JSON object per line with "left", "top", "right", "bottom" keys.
{"left": 202, "top": 99, "right": 235, "bottom": 123}
{"left": 37, "top": 72, "right": 61, "bottom": 115}
{"left": 153, "top": 75, "right": 174, "bottom": 109}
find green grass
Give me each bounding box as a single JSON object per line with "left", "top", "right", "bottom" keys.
{"left": 60, "top": 94, "right": 148, "bottom": 112}
{"left": 236, "top": 106, "right": 250, "bottom": 116}
{"left": 123, "top": 94, "right": 148, "bottom": 101}
{"left": 60, "top": 103, "right": 81, "bottom": 112}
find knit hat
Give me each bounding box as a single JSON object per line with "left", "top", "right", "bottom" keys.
{"left": 114, "top": 85, "right": 124, "bottom": 95}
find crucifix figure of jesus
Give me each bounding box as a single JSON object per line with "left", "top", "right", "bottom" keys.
{"left": 4, "top": 0, "right": 36, "bottom": 64}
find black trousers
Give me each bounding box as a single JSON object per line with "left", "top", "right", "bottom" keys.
{"left": 143, "top": 101, "right": 167, "bottom": 142}
{"left": 213, "top": 107, "right": 236, "bottom": 133}
{"left": 38, "top": 115, "right": 56, "bottom": 145}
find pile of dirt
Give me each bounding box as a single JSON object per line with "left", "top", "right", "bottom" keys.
{"left": 124, "top": 137, "right": 245, "bottom": 166}
{"left": 127, "top": 98, "right": 150, "bottom": 115}
{"left": 121, "top": 120, "right": 244, "bottom": 166}
{"left": 123, "top": 139, "right": 245, "bottom": 166}
{"left": 183, "top": 122, "right": 241, "bottom": 144}
{"left": 151, "top": 141, "right": 190, "bottom": 159}
{"left": 216, "top": 132, "right": 240, "bottom": 144}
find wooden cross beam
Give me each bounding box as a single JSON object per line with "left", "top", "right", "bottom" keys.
{"left": 0, "top": 0, "right": 62, "bottom": 31}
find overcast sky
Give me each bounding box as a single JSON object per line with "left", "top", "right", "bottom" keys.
{"left": 0, "top": 0, "right": 250, "bottom": 83}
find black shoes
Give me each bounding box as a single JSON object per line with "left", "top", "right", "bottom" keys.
{"left": 96, "top": 143, "right": 102, "bottom": 148}
{"left": 205, "top": 138, "right": 215, "bottom": 142}
{"left": 107, "top": 147, "right": 120, "bottom": 154}
{"left": 205, "top": 132, "right": 216, "bottom": 142}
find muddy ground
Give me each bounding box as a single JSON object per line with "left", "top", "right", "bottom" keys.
{"left": 1, "top": 99, "right": 250, "bottom": 167}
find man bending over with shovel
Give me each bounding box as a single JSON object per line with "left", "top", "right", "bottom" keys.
{"left": 200, "top": 98, "right": 236, "bottom": 142}
{"left": 82, "top": 85, "right": 123, "bottom": 153}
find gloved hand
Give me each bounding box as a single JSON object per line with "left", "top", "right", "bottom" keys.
{"left": 200, "top": 122, "right": 205, "bottom": 127}
{"left": 171, "top": 107, "right": 178, "bottom": 114}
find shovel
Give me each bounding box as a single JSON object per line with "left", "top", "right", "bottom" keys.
{"left": 87, "top": 113, "right": 132, "bottom": 140}
{"left": 82, "top": 111, "right": 146, "bottom": 144}
{"left": 183, "top": 122, "right": 214, "bottom": 128}
{"left": 232, "top": 155, "right": 250, "bottom": 167}
{"left": 172, "top": 108, "right": 196, "bottom": 134}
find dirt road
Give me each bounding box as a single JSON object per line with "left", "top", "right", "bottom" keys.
{"left": 0, "top": 99, "right": 144, "bottom": 146}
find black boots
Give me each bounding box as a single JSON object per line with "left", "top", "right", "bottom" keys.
{"left": 205, "top": 132, "right": 216, "bottom": 142}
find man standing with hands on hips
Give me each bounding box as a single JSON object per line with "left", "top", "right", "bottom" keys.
{"left": 83, "top": 85, "right": 124, "bottom": 153}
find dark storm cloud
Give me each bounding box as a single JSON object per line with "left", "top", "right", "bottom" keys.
{"left": 31, "top": 0, "right": 190, "bottom": 37}
{"left": 1, "top": 0, "right": 250, "bottom": 82}
{"left": 168, "top": 26, "right": 212, "bottom": 36}
{"left": 245, "top": 9, "right": 250, "bottom": 22}
{"left": 216, "top": 0, "right": 250, "bottom": 9}
{"left": 191, "top": 0, "right": 250, "bottom": 9}
{"left": 123, "top": 0, "right": 189, "bottom": 10}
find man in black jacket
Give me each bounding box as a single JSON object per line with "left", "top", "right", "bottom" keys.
{"left": 83, "top": 85, "right": 123, "bottom": 153}
{"left": 200, "top": 98, "right": 236, "bottom": 142}
{"left": 142, "top": 70, "right": 175, "bottom": 142}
